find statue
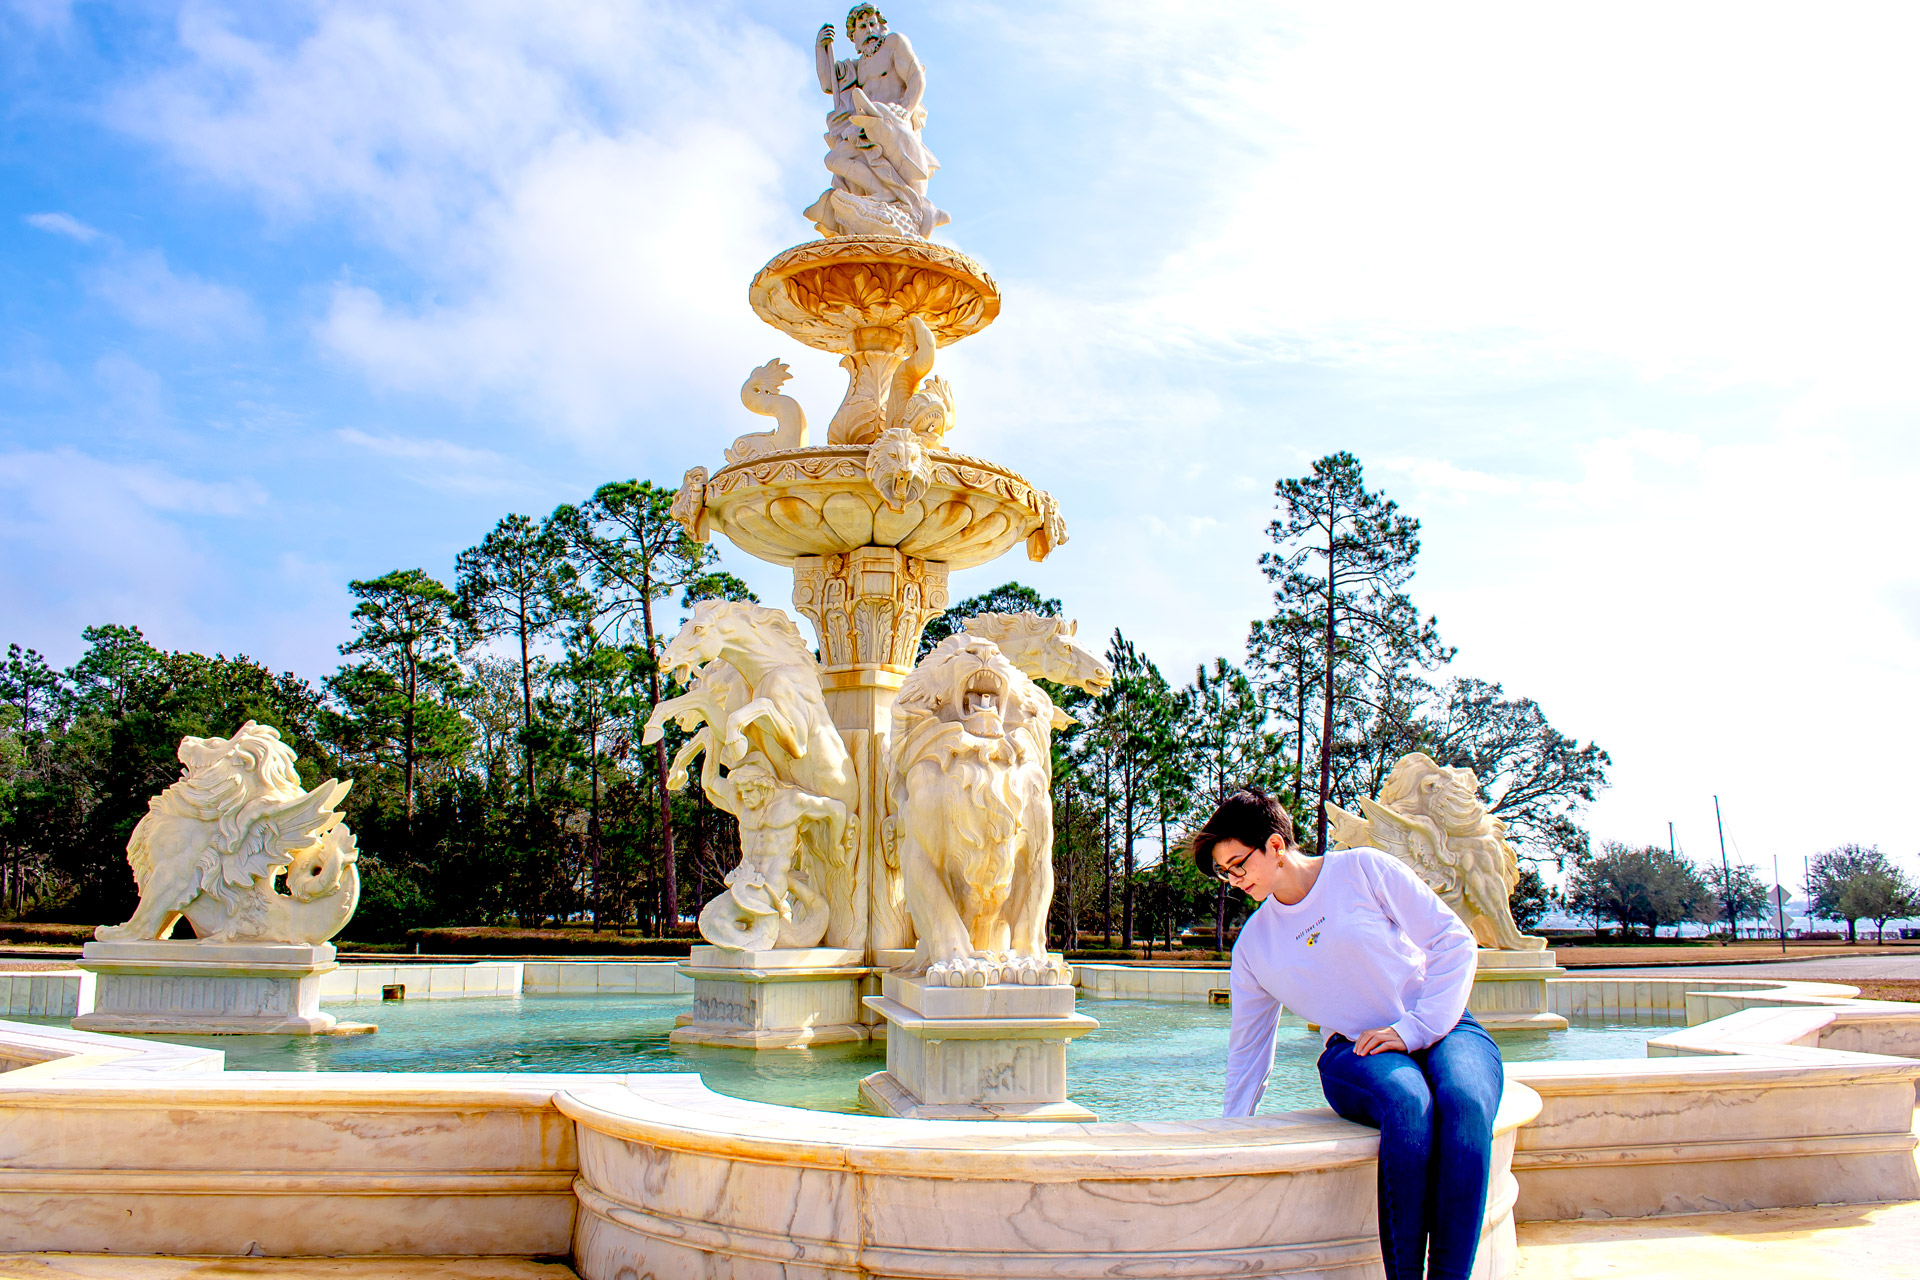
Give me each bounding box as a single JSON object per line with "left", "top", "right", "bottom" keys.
{"left": 807, "top": 5, "right": 948, "bottom": 240}
{"left": 957, "top": 613, "right": 1112, "bottom": 696}
{"left": 1327, "top": 752, "right": 1546, "bottom": 951}
{"left": 94, "top": 721, "right": 362, "bottom": 945}
{"left": 696, "top": 759, "right": 846, "bottom": 951}
{"left": 884, "top": 635, "right": 1066, "bottom": 985}
{"left": 644, "top": 600, "right": 863, "bottom": 949}
{"left": 727, "top": 359, "right": 810, "bottom": 463}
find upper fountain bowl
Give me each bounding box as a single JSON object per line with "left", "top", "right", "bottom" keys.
{"left": 673, "top": 445, "right": 1065, "bottom": 570}
{"left": 749, "top": 236, "right": 1001, "bottom": 354}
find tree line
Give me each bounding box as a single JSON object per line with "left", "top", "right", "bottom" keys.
{"left": 19, "top": 451, "right": 1883, "bottom": 951}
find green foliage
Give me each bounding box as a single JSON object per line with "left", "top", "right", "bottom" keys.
{"left": 1702, "top": 862, "right": 1772, "bottom": 935}
{"left": 1261, "top": 452, "right": 1454, "bottom": 852}
{"left": 1807, "top": 845, "right": 1917, "bottom": 942}
{"left": 347, "top": 860, "right": 435, "bottom": 943}
{"left": 1509, "top": 864, "right": 1554, "bottom": 932}
{"left": 1564, "top": 841, "right": 1711, "bottom": 938}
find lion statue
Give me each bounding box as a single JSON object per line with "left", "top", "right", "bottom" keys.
{"left": 884, "top": 634, "right": 1068, "bottom": 986}
{"left": 1326, "top": 751, "right": 1544, "bottom": 951}
{"left": 94, "top": 721, "right": 362, "bottom": 946}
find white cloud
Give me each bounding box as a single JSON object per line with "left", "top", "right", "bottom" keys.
{"left": 24, "top": 211, "right": 103, "bottom": 243}
{"left": 86, "top": 250, "right": 256, "bottom": 342}
{"left": 109, "top": 1, "right": 815, "bottom": 447}
{"left": 333, "top": 427, "right": 529, "bottom": 495}
{"left": 0, "top": 450, "right": 263, "bottom": 651}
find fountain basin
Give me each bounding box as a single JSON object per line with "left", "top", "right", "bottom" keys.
{"left": 690, "top": 445, "right": 1065, "bottom": 569}
{"left": 561, "top": 1073, "right": 1540, "bottom": 1280}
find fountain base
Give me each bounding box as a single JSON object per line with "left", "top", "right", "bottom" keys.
{"left": 1469, "top": 948, "right": 1570, "bottom": 1031}
{"left": 860, "top": 968, "right": 1097, "bottom": 1120}
{"left": 74, "top": 940, "right": 372, "bottom": 1035}
{"left": 670, "top": 946, "right": 873, "bottom": 1048}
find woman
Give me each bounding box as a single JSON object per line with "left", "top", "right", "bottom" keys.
{"left": 1195, "top": 787, "right": 1504, "bottom": 1280}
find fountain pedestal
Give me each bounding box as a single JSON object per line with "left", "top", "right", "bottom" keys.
{"left": 859, "top": 969, "right": 1098, "bottom": 1121}
{"left": 670, "top": 946, "right": 872, "bottom": 1048}
{"left": 1468, "top": 948, "right": 1568, "bottom": 1031}
{"left": 74, "top": 940, "right": 372, "bottom": 1035}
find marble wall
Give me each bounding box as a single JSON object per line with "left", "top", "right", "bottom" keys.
{"left": 560, "top": 1074, "right": 1539, "bottom": 1280}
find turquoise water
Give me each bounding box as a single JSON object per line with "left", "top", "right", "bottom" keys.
{"left": 30, "top": 995, "right": 1667, "bottom": 1121}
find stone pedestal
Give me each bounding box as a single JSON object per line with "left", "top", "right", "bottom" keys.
{"left": 671, "top": 946, "right": 873, "bottom": 1048}
{"left": 1468, "top": 948, "right": 1568, "bottom": 1031}
{"left": 74, "top": 940, "right": 372, "bottom": 1035}
{"left": 859, "top": 968, "right": 1098, "bottom": 1120}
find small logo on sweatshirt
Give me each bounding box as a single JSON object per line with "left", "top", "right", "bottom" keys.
{"left": 1296, "top": 915, "right": 1326, "bottom": 947}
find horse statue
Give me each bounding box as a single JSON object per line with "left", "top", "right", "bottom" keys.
{"left": 644, "top": 600, "right": 863, "bottom": 949}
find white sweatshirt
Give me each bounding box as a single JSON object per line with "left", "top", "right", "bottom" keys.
{"left": 1222, "top": 846, "right": 1477, "bottom": 1117}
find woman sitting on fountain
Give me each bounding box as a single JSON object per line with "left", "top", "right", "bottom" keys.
{"left": 1195, "top": 787, "right": 1503, "bottom": 1280}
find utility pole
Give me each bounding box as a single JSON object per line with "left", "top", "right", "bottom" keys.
{"left": 1774, "top": 855, "right": 1786, "bottom": 954}
{"left": 1714, "top": 796, "right": 1734, "bottom": 942}
{"left": 1669, "top": 822, "right": 1675, "bottom": 857}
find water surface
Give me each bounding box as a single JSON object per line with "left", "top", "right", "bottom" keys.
{"left": 31, "top": 994, "right": 1663, "bottom": 1121}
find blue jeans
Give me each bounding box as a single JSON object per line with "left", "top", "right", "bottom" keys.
{"left": 1317, "top": 1013, "right": 1504, "bottom": 1280}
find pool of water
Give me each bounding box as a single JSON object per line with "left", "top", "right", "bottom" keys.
{"left": 28, "top": 996, "right": 1670, "bottom": 1121}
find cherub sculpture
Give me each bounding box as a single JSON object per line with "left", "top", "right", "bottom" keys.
{"left": 1326, "top": 752, "right": 1546, "bottom": 951}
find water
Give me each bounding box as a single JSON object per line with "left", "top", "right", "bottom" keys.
{"left": 25, "top": 995, "right": 1667, "bottom": 1121}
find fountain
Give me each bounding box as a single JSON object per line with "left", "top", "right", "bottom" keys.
{"left": 645, "top": 5, "right": 1104, "bottom": 1119}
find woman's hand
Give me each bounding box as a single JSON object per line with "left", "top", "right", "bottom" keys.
{"left": 1353, "top": 1027, "right": 1408, "bottom": 1056}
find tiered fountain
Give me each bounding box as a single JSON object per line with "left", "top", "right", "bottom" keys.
{"left": 649, "top": 6, "right": 1102, "bottom": 1119}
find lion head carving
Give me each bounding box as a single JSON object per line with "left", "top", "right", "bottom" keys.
{"left": 886, "top": 636, "right": 1067, "bottom": 985}
{"left": 866, "top": 426, "right": 934, "bottom": 511}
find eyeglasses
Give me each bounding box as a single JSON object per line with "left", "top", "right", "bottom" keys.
{"left": 1212, "top": 845, "right": 1260, "bottom": 884}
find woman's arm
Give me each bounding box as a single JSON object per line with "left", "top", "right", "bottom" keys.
{"left": 1222, "top": 951, "right": 1283, "bottom": 1117}
{"left": 1363, "top": 850, "right": 1477, "bottom": 1052}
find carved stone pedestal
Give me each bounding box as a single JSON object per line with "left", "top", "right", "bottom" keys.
{"left": 74, "top": 940, "right": 372, "bottom": 1035}
{"left": 670, "top": 946, "right": 873, "bottom": 1048}
{"left": 1468, "top": 948, "right": 1569, "bottom": 1031}
{"left": 859, "top": 968, "right": 1098, "bottom": 1120}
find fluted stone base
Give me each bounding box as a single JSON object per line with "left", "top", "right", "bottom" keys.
{"left": 860, "top": 968, "right": 1097, "bottom": 1120}
{"left": 74, "top": 940, "right": 372, "bottom": 1035}
{"left": 1469, "top": 948, "right": 1569, "bottom": 1031}
{"left": 670, "top": 946, "right": 872, "bottom": 1048}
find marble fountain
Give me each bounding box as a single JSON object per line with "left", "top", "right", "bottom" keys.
{"left": 5, "top": 10, "right": 1920, "bottom": 1279}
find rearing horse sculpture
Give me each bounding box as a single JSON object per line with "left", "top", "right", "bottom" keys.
{"left": 644, "top": 600, "right": 863, "bottom": 949}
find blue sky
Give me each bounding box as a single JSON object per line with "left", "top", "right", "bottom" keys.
{"left": 5, "top": 1, "right": 1920, "bottom": 877}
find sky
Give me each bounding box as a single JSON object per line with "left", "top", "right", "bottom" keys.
{"left": 4, "top": 1, "right": 1919, "bottom": 884}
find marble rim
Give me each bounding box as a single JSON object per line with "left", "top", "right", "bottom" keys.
{"left": 700, "top": 444, "right": 1057, "bottom": 569}
{"left": 552, "top": 1073, "right": 1543, "bottom": 1179}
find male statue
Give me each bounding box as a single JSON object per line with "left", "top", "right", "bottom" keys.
{"left": 698, "top": 759, "right": 850, "bottom": 950}
{"left": 806, "top": 5, "right": 948, "bottom": 239}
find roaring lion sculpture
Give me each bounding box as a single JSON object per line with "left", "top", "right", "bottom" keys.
{"left": 1327, "top": 751, "right": 1544, "bottom": 951}
{"left": 885, "top": 634, "right": 1067, "bottom": 985}
{"left": 95, "top": 721, "right": 362, "bottom": 945}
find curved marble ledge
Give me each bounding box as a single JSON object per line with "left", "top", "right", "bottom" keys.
{"left": 559, "top": 1073, "right": 1543, "bottom": 1181}
{"left": 563, "top": 1075, "right": 1540, "bottom": 1280}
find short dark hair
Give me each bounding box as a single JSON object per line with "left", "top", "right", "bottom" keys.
{"left": 1190, "top": 787, "right": 1295, "bottom": 876}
